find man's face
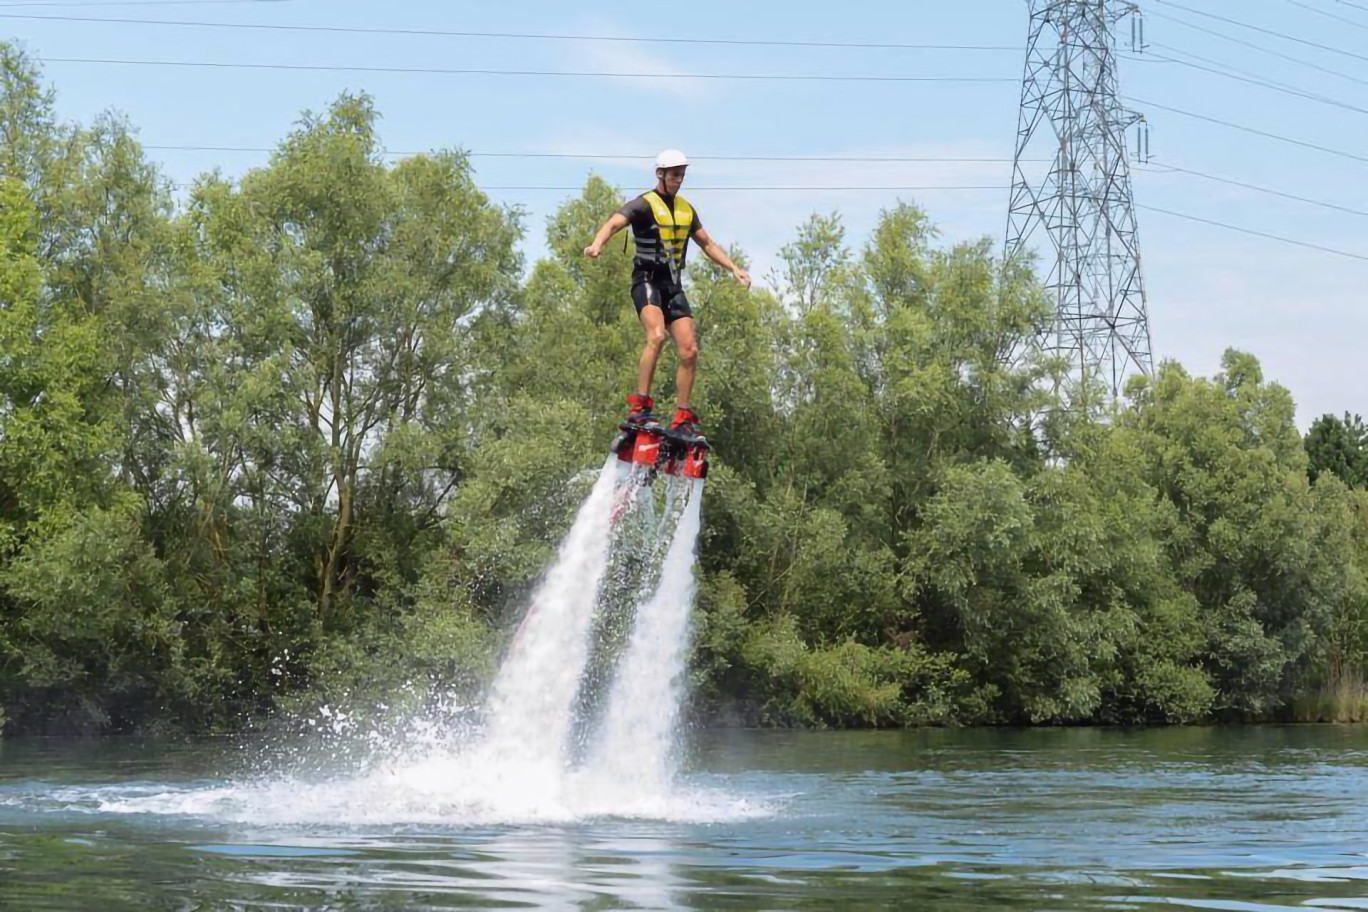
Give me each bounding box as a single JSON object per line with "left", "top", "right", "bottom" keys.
{"left": 658, "top": 166, "right": 687, "bottom": 194}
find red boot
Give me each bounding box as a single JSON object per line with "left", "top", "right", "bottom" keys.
{"left": 624, "top": 393, "right": 657, "bottom": 427}
{"left": 669, "top": 406, "right": 704, "bottom": 442}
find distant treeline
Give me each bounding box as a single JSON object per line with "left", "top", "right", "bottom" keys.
{"left": 1, "top": 45, "right": 1366, "bottom": 735}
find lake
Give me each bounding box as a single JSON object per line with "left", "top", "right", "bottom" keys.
{"left": 1, "top": 726, "right": 1366, "bottom": 910}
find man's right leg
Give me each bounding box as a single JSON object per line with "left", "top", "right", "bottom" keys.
{"left": 626, "top": 281, "right": 668, "bottom": 422}
{"left": 634, "top": 286, "right": 669, "bottom": 401}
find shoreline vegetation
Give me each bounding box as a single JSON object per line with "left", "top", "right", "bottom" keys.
{"left": 3, "top": 46, "right": 1368, "bottom": 736}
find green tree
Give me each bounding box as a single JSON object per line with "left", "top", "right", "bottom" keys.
{"left": 1115, "top": 352, "right": 1345, "bottom": 714}
{"left": 170, "top": 93, "right": 523, "bottom": 693}
{"left": 3, "top": 44, "right": 1366, "bottom": 733}
{"left": 1305, "top": 412, "right": 1368, "bottom": 489}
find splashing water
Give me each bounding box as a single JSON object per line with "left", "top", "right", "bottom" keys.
{"left": 589, "top": 479, "right": 705, "bottom": 796}
{"left": 33, "top": 460, "right": 751, "bottom": 828}
{"left": 472, "top": 458, "right": 621, "bottom": 803}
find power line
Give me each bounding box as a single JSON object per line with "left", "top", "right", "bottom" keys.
{"left": 1138, "top": 203, "right": 1368, "bottom": 262}
{"left": 1139, "top": 162, "right": 1368, "bottom": 218}
{"left": 173, "top": 183, "right": 1011, "bottom": 192}
{"left": 1128, "top": 44, "right": 1368, "bottom": 116}
{"left": 1146, "top": 41, "right": 1300, "bottom": 88}
{"left": 0, "top": 12, "right": 1021, "bottom": 50}
{"left": 1332, "top": 0, "right": 1368, "bottom": 13}
{"left": 39, "top": 56, "right": 1017, "bottom": 83}
{"left": 150, "top": 144, "right": 1368, "bottom": 220}
{"left": 1153, "top": 0, "right": 1368, "bottom": 65}
{"left": 496, "top": 185, "right": 1009, "bottom": 191}
{"left": 148, "top": 142, "right": 1368, "bottom": 217}
{"left": 1125, "top": 95, "right": 1368, "bottom": 164}
{"left": 1149, "top": 42, "right": 1368, "bottom": 114}
{"left": 158, "top": 172, "right": 1367, "bottom": 260}
{"left": 143, "top": 144, "right": 1034, "bottom": 164}
{"left": 1286, "top": 0, "right": 1368, "bottom": 31}
{"left": 1148, "top": 7, "right": 1368, "bottom": 86}
{"left": 0, "top": 0, "right": 291, "bottom": 6}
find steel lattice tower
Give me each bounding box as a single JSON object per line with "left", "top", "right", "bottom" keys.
{"left": 1006, "top": 0, "right": 1153, "bottom": 404}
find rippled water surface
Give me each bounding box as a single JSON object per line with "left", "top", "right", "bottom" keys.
{"left": 2, "top": 726, "right": 1368, "bottom": 910}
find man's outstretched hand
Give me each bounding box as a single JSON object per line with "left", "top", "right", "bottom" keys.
{"left": 733, "top": 267, "right": 752, "bottom": 289}
{"left": 583, "top": 243, "right": 603, "bottom": 259}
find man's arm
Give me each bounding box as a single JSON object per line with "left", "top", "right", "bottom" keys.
{"left": 692, "top": 226, "right": 751, "bottom": 289}
{"left": 584, "top": 213, "right": 630, "bottom": 259}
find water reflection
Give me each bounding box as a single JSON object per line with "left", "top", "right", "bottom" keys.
{"left": 177, "top": 827, "right": 692, "bottom": 909}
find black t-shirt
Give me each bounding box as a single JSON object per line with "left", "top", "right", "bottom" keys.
{"left": 617, "top": 192, "right": 703, "bottom": 274}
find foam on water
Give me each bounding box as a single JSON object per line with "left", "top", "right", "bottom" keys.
{"left": 69, "top": 762, "right": 767, "bottom": 827}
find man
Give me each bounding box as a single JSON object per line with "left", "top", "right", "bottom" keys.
{"left": 583, "top": 149, "right": 751, "bottom": 441}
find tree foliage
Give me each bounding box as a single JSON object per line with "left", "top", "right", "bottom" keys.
{"left": 1306, "top": 413, "right": 1368, "bottom": 489}
{"left": 1, "top": 47, "right": 1365, "bottom": 732}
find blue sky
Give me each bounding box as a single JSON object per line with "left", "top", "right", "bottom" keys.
{"left": 5, "top": 0, "right": 1367, "bottom": 425}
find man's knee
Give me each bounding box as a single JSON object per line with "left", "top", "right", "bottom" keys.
{"left": 678, "top": 338, "right": 699, "bottom": 366}
{"left": 644, "top": 327, "right": 668, "bottom": 351}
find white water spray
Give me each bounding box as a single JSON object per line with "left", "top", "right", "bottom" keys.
{"left": 63, "top": 461, "right": 752, "bottom": 828}
{"left": 590, "top": 479, "right": 705, "bottom": 795}
{"left": 477, "top": 458, "right": 619, "bottom": 779}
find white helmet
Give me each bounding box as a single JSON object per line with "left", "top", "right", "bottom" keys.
{"left": 655, "top": 149, "right": 689, "bottom": 170}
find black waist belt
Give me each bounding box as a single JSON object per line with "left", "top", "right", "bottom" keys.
{"left": 634, "top": 259, "right": 679, "bottom": 276}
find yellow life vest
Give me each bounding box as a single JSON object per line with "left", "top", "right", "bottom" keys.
{"left": 641, "top": 190, "right": 694, "bottom": 279}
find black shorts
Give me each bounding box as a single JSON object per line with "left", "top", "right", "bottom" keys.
{"left": 631, "top": 272, "right": 693, "bottom": 326}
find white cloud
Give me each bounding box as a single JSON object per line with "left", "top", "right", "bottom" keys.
{"left": 561, "top": 25, "right": 711, "bottom": 101}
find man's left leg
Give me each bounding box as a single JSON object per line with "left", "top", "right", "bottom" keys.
{"left": 667, "top": 315, "right": 701, "bottom": 436}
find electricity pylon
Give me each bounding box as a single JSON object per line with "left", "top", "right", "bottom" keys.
{"left": 1005, "top": 0, "right": 1153, "bottom": 406}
